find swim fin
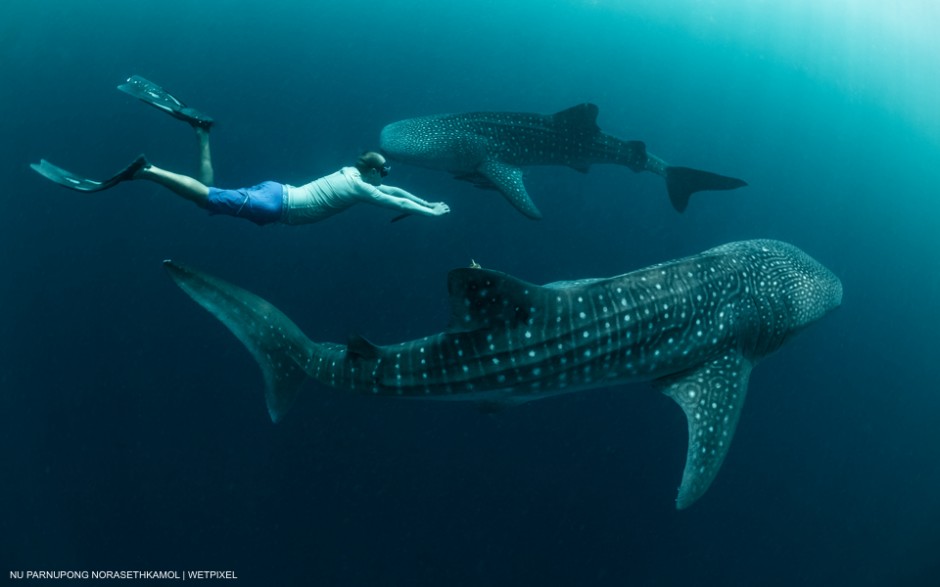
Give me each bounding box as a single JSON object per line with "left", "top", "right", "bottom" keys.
{"left": 30, "top": 155, "right": 149, "bottom": 192}
{"left": 117, "top": 75, "right": 214, "bottom": 130}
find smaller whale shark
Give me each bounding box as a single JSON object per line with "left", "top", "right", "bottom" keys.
{"left": 164, "top": 240, "right": 841, "bottom": 508}
{"left": 379, "top": 103, "right": 747, "bottom": 219}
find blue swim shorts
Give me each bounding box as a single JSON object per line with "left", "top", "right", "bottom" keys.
{"left": 206, "top": 181, "right": 284, "bottom": 225}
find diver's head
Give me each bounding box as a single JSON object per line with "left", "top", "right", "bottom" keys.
{"left": 356, "top": 151, "right": 391, "bottom": 184}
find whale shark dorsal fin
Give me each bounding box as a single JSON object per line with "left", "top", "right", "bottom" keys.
{"left": 654, "top": 352, "right": 753, "bottom": 509}
{"left": 446, "top": 267, "right": 545, "bottom": 332}
{"left": 477, "top": 158, "right": 543, "bottom": 219}
{"left": 551, "top": 103, "right": 601, "bottom": 134}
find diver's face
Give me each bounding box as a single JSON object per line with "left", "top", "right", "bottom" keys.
{"left": 362, "top": 166, "right": 383, "bottom": 186}
{"left": 363, "top": 158, "right": 389, "bottom": 185}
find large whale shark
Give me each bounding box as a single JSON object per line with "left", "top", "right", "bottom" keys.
{"left": 164, "top": 240, "right": 841, "bottom": 508}
{"left": 379, "top": 103, "right": 747, "bottom": 219}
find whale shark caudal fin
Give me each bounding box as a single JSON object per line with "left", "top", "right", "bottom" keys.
{"left": 163, "top": 260, "right": 317, "bottom": 423}
{"left": 653, "top": 352, "right": 753, "bottom": 509}
{"left": 665, "top": 166, "right": 749, "bottom": 213}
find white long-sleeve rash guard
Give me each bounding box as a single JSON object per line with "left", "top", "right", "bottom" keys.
{"left": 283, "top": 166, "right": 421, "bottom": 224}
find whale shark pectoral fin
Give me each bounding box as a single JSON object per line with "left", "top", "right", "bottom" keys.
{"left": 163, "top": 260, "right": 314, "bottom": 423}
{"left": 654, "top": 352, "right": 753, "bottom": 509}
{"left": 478, "top": 159, "right": 543, "bottom": 220}
{"left": 445, "top": 267, "right": 545, "bottom": 332}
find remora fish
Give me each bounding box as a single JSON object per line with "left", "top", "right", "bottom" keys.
{"left": 379, "top": 103, "right": 747, "bottom": 219}
{"left": 164, "top": 240, "right": 841, "bottom": 508}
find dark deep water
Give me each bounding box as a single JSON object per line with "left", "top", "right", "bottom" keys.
{"left": 3, "top": 1, "right": 940, "bottom": 585}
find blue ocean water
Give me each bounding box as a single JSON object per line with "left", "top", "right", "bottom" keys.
{"left": 2, "top": 1, "right": 939, "bottom": 585}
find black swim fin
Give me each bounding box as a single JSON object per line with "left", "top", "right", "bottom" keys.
{"left": 30, "top": 155, "right": 149, "bottom": 192}
{"left": 117, "top": 75, "right": 214, "bottom": 130}
{"left": 665, "top": 166, "right": 748, "bottom": 213}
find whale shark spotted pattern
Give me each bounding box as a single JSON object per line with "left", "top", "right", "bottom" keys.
{"left": 379, "top": 103, "right": 748, "bottom": 218}
{"left": 164, "top": 240, "right": 842, "bottom": 508}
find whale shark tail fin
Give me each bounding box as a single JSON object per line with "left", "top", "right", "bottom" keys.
{"left": 666, "top": 166, "right": 748, "bottom": 212}
{"left": 163, "top": 260, "right": 322, "bottom": 423}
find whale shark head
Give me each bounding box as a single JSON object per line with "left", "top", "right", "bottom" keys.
{"left": 378, "top": 118, "right": 423, "bottom": 160}
{"left": 380, "top": 115, "right": 484, "bottom": 170}
{"left": 779, "top": 243, "right": 842, "bottom": 320}
{"left": 718, "top": 240, "right": 843, "bottom": 356}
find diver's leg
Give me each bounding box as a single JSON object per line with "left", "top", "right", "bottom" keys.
{"left": 135, "top": 164, "right": 210, "bottom": 208}
{"left": 194, "top": 126, "right": 214, "bottom": 186}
